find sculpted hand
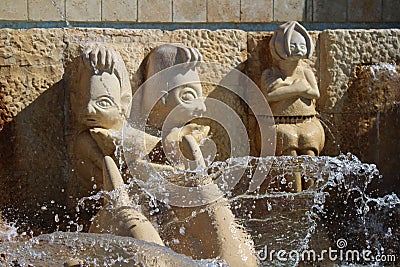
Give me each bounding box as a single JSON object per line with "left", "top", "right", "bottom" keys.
{"left": 165, "top": 123, "right": 210, "bottom": 145}
{"left": 171, "top": 44, "right": 203, "bottom": 67}
{"left": 83, "top": 44, "right": 122, "bottom": 72}
{"left": 90, "top": 127, "right": 119, "bottom": 156}
{"left": 164, "top": 123, "right": 210, "bottom": 167}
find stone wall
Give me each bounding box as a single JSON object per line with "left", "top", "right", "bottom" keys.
{"left": 1, "top": 0, "right": 400, "bottom": 23}
{"left": 0, "top": 28, "right": 399, "bottom": 232}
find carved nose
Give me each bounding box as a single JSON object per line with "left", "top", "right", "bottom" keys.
{"left": 86, "top": 104, "right": 96, "bottom": 114}
{"left": 195, "top": 100, "right": 206, "bottom": 113}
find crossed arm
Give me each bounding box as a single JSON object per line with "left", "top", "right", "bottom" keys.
{"left": 261, "top": 67, "right": 320, "bottom": 102}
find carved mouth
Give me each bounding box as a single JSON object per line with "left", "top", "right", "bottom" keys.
{"left": 83, "top": 117, "right": 100, "bottom": 127}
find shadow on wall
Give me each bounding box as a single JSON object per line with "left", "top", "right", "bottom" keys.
{"left": 0, "top": 91, "right": 12, "bottom": 131}
{"left": 0, "top": 80, "right": 67, "bottom": 234}
{"left": 323, "top": 63, "right": 400, "bottom": 195}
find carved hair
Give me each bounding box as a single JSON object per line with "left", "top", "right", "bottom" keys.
{"left": 145, "top": 44, "right": 190, "bottom": 79}
{"left": 269, "top": 21, "right": 314, "bottom": 61}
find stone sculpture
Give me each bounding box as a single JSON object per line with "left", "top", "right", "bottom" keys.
{"left": 83, "top": 44, "right": 257, "bottom": 266}
{"left": 68, "top": 46, "right": 132, "bottom": 195}
{"left": 261, "top": 21, "right": 325, "bottom": 191}
{"left": 135, "top": 44, "right": 257, "bottom": 266}
{"left": 69, "top": 45, "right": 160, "bottom": 195}
{"left": 67, "top": 45, "right": 164, "bottom": 246}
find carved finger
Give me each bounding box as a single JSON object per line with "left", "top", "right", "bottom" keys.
{"left": 190, "top": 48, "right": 199, "bottom": 63}
{"left": 195, "top": 48, "right": 203, "bottom": 67}
{"left": 99, "top": 46, "right": 107, "bottom": 69}
{"left": 90, "top": 46, "right": 100, "bottom": 68}
{"left": 111, "top": 51, "right": 120, "bottom": 73}
{"left": 83, "top": 44, "right": 94, "bottom": 59}
{"left": 105, "top": 49, "right": 113, "bottom": 70}
{"left": 182, "top": 47, "right": 191, "bottom": 64}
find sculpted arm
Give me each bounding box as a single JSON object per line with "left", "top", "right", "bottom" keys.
{"left": 300, "top": 68, "right": 320, "bottom": 99}
{"left": 261, "top": 68, "right": 308, "bottom": 102}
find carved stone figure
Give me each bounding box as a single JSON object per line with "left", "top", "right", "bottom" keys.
{"left": 68, "top": 46, "right": 132, "bottom": 195}
{"left": 261, "top": 21, "right": 325, "bottom": 191}
{"left": 137, "top": 44, "right": 257, "bottom": 267}
{"left": 87, "top": 44, "right": 257, "bottom": 266}
{"left": 69, "top": 45, "right": 164, "bottom": 245}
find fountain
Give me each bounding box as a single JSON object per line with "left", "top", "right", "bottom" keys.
{"left": 0, "top": 19, "right": 399, "bottom": 267}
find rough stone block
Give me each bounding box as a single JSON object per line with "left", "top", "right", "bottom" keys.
{"left": 382, "top": 0, "right": 400, "bottom": 22}
{"left": 0, "top": 64, "right": 64, "bottom": 116}
{"left": 207, "top": 0, "right": 240, "bottom": 22}
{"left": 0, "top": 28, "right": 65, "bottom": 67}
{"left": 240, "top": 0, "right": 273, "bottom": 22}
{"left": 318, "top": 29, "right": 400, "bottom": 112}
{"left": 0, "top": 0, "right": 28, "bottom": 20}
{"left": 102, "top": 0, "right": 137, "bottom": 21}
{"left": 274, "top": 0, "right": 306, "bottom": 22}
{"left": 28, "top": 0, "right": 65, "bottom": 21}
{"left": 313, "top": 0, "right": 347, "bottom": 22}
{"left": 138, "top": 0, "right": 172, "bottom": 22}
{"left": 66, "top": 0, "right": 101, "bottom": 21}
{"left": 173, "top": 0, "right": 206, "bottom": 22}
{"left": 348, "top": 0, "right": 382, "bottom": 22}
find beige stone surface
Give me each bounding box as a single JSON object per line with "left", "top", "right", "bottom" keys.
{"left": 274, "top": 0, "right": 306, "bottom": 21}
{"left": 0, "top": 0, "right": 28, "bottom": 20}
{"left": 66, "top": 0, "right": 101, "bottom": 21}
{"left": 1, "top": 0, "right": 399, "bottom": 23}
{"left": 138, "top": 0, "right": 172, "bottom": 22}
{"left": 207, "top": 0, "right": 240, "bottom": 22}
{"left": 28, "top": 0, "right": 65, "bottom": 21}
{"left": 173, "top": 0, "right": 206, "bottom": 22}
{"left": 348, "top": 0, "right": 382, "bottom": 22}
{"left": 240, "top": 0, "right": 273, "bottom": 22}
{"left": 102, "top": 0, "right": 137, "bottom": 21}
{"left": 0, "top": 29, "right": 65, "bottom": 113}
{"left": 0, "top": 27, "right": 399, "bottom": 233}
{"left": 318, "top": 29, "right": 400, "bottom": 112}
{"left": 313, "top": 0, "right": 347, "bottom": 22}
{"left": 382, "top": 0, "right": 400, "bottom": 22}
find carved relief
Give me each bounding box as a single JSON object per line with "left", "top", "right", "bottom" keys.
{"left": 260, "top": 21, "right": 325, "bottom": 191}
{"left": 78, "top": 44, "right": 257, "bottom": 266}
{"left": 68, "top": 46, "right": 132, "bottom": 195}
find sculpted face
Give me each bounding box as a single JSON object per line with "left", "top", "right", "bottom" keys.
{"left": 163, "top": 82, "right": 206, "bottom": 126}
{"left": 83, "top": 72, "right": 123, "bottom": 129}
{"left": 289, "top": 31, "right": 307, "bottom": 59}
{"left": 169, "top": 83, "right": 205, "bottom": 113}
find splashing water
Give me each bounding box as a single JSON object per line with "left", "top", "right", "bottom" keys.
{"left": 1, "top": 154, "right": 398, "bottom": 266}
{"left": 0, "top": 220, "right": 18, "bottom": 242}
{"left": 50, "top": 0, "right": 72, "bottom": 28}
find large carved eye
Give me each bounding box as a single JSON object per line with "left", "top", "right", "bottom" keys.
{"left": 180, "top": 88, "right": 197, "bottom": 102}
{"left": 96, "top": 97, "right": 114, "bottom": 108}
